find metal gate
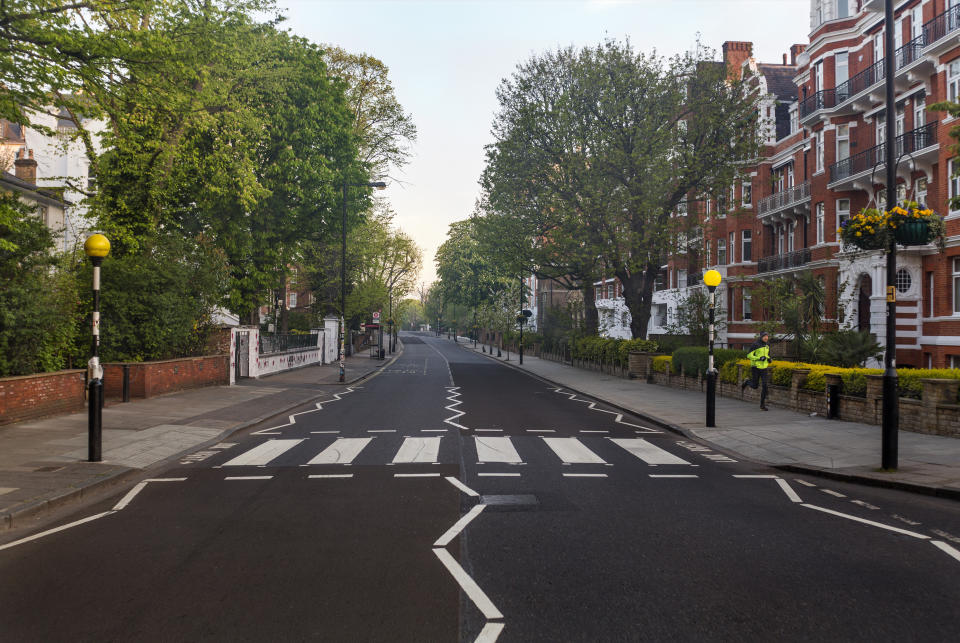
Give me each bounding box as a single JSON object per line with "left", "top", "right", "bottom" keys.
{"left": 235, "top": 332, "right": 250, "bottom": 380}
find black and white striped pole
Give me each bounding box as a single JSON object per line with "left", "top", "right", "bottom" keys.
{"left": 703, "top": 269, "right": 722, "bottom": 428}
{"left": 84, "top": 234, "right": 110, "bottom": 462}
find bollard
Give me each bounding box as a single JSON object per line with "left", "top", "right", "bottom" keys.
{"left": 122, "top": 364, "right": 131, "bottom": 403}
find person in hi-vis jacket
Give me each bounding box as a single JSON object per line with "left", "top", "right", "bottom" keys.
{"left": 742, "top": 332, "right": 772, "bottom": 411}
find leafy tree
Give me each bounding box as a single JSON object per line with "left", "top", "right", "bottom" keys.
{"left": 661, "top": 287, "right": 725, "bottom": 346}
{"left": 482, "top": 39, "right": 759, "bottom": 339}
{"left": 0, "top": 194, "right": 80, "bottom": 375}
{"left": 820, "top": 330, "right": 882, "bottom": 368}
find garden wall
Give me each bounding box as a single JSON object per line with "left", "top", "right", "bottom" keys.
{"left": 0, "top": 370, "right": 86, "bottom": 426}
{"left": 103, "top": 355, "right": 229, "bottom": 400}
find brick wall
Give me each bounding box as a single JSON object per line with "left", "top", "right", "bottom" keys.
{"left": 0, "top": 370, "right": 85, "bottom": 426}
{"left": 103, "top": 356, "right": 229, "bottom": 400}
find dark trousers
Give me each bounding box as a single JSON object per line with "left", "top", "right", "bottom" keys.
{"left": 747, "top": 366, "right": 770, "bottom": 407}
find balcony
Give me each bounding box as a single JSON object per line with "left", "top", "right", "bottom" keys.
{"left": 757, "top": 181, "right": 811, "bottom": 222}
{"left": 757, "top": 248, "right": 811, "bottom": 274}
{"left": 922, "top": 4, "right": 960, "bottom": 57}
{"left": 828, "top": 122, "right": 938, "bottom": 190}
{"left": 799, "top": 60, "right": 885, "bottom": 124}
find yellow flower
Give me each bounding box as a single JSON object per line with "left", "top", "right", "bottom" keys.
{"left": 856, "top": 231, "right": 862, "bottom": 237}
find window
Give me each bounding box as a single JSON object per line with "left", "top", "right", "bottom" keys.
{"left": 914, "top": 95, "right": 926, "bottom": 129}
{"left": 788, "top": 222, "right": 796, "bottom": 253}
{"left": 742, "top": 182, "right": 752, "bottom": 206}
{"left": 38, "top": 206, "right": 49, "bottom": 226}
{"left": 778, "top": 225, "right": 785, "bottom": 254}
{"left": 678, "top": 269, "right": 688, "bottom": 289}
{"left": 836, "top": 123, "right": 850, "bottom": 161}
{"left": 729, "top": 232, "right": 736, "bottom": 263}
{"left": 742, "top": 230, "right": 752, "bottom": 262}
{"left": 951, "top": 355, "right": 960, "bottom": 369}
{"left": 814, "top": 61, "right": 824, "bottom": 93}
{"left": 705, "top": 199, "right": 712, "bottom": 217}
{"left": 953, "top": 258, "right": 960, "bottom": 314}
{"left": 815, "top": 131, "right": 824, "bottom": 173}
{"left": 911, "top": 5, "right": 923, "bottom": 41}
{"left": 949, "top": 60, "right": 960, "bottom": 104}
{"left": 786, "top": 165, "right": 794, "bottom": 188}
{"left": 790, "top": 106, "right": 799, "bottom": 135}
{"left": 873, "top": 32, "right": 883, "bottom": 63}
{"left": 717, "top": 240, "right": 727, "bottom": 266}
{"left": 836, "top": 53, "right": 849, "bottom": 98}
{"left": 916, "top": 177, "right": 928, "bottom": 205}
{"left": 927, "top": 271, "right": 935, "bottom": 317}
{"left": 894, "top": 18, "right": 903, "bottom": 52}
{"left": 288, "top": 292, "right": 297, "bottom": 308}
{"left": 896, "top": 103, "right": 905, "bottom": 138}
{"left": 607, "top": 283, "right": 615, "bottom": 299}
{"left": 743, "top": 288, "right": 752, "bottom": 320}
{"left": 951, "top": 160, "right": 960, "bottom": 212}
{"left": 837, "top": 199, "right": 851, "bottom": 235}
{"left": 876, "top": 116, "right": 886, "bottom": 145}
{"left": 837, "top": 0, "right": 849, "bottom": 19}
{"left": 896, "top": 269, "right": 912, "bottom": 294}
{"left": 816, "top": 202, "right": 825, "bottom": 244}
{"left": 677, "top": 200, "right": 688, "bottom": 216}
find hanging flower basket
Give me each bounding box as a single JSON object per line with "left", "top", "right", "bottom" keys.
{"left": 840, "top": 201, "right": 945, "bottom": 251}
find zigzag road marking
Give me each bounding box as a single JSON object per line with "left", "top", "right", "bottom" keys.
{"left": 444, "top": 386, "right": 470, "bottom": 431}
{"left": 251, "top": 387, "right": 359, "bottom": 435}
{"left": 553, "top": 388, "right": 660, "bottom": 433}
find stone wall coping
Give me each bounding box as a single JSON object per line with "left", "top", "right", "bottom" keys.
{"left": 0, "top": 369, "right": 84, "bottom": 383}
{"left": 102, "top": 356, "right": 224, "bottom": 367}
{"left": 260, "top": 347, "right": 321, "bottom": 358}
{"left": 920, "top": 378, "right": 960, "bottom": 384}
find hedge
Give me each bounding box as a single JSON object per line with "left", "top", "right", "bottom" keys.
{"left": 652, "top": 355, "right": 673, "bottom": 374}
{"left": 671, "top": 347, "right": 747, "bottom": 378}
{"left": 570, "top": 336, "right": 659, "bottom": 367}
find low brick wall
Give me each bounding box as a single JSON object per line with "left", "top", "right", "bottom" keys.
{"left": 650, "top": 367, "right": 960, "bottom": 437}
{"left": 103, "top": 355, "right": 229, "bottom": 400}
{"left": 0, "top": 370, "right": 86, "bottom": 426}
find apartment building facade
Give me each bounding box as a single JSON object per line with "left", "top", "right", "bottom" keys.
{"left": 598, "top": 0, "right": 960, "bottom": 368}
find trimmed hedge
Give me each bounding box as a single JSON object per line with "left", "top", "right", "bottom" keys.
{"left": 570, "top": 336, "right": 659, "bottom": 367}
{"left": 652, "top": 355, "right": 672, "bottom": 374}
{"left": 671, "top": 347, "right": 747, "bottom": 378}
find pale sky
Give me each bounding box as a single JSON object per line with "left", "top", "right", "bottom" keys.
{"left": 279, "top": 0, "right": 811, "bottom": 286}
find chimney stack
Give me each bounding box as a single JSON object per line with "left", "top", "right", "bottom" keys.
{"left": 14, "top": 149, "right": 37, "bottom": 185}
{"left": 722, "top": 41, "right": 753, "bottom": 78}
{"left": 790, "top": 44, "right": 807, "bottom": 66}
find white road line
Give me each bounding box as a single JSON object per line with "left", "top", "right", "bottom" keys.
{"left": 311, "top": 431, "right": 340, "bottom": 434}
{"left": 580, "top": 430, "right": 609, "bottom": 434}
{"left": 478, "top": 473, "right": 521, "bottom": 477}
{"left": 222, "top": 439, "right": 305, "bottom": 466}
{"left": 212, "top": 443, "right": 235, "bottom": 449}
{"left": 476, "top": 429, "right": 503, "bottom": 432}
{"left": 474, "top": 622, "right": 505, "bottom": 643}
{"left": 423, "top": 429, "right": 447, "bottom": 432}
{"left": 393, "top": 437, "right": 442, "bottom": 463}
{"left": 931, "top": 540, "right": 960, "bottom": 564}
{"left": 552, "top": 388, "right": 660, "bottom": 433}
{"left": 526, "top": 429, "right": 555, "bottom": 433}
{"left": 851, "top": 500, "right": 880, "bottom": 510}
{"left": 776, "top": 479, "right": 803, "bottom": 503}
{"left": 822, "top": 489, "right": 847, "bottom": 498}
{"left": 395, "top": 473, "right": 442, "bottom": 478}
{"left": 368, "top": 430, "right": 396, "bottom": 433}
{"left": 435, "top": 505, "right": 486, "bottom": 547}
{"left": 112, "top": 478, "right": 187, "bottom": 511}
{"left": 475, "top": 437, "right": 523, "bottom": 464}
{"left": 543, "top": 437, "right": 607, "bottom": 464}
{"left": 794, "top": 479, "right": 817, "bottom": 487}
{"left": 802, "top": 504, "right": 930, "bottom": 539}
{"left": 433, "top": 548, "right": 503, "bottom": 619}
{"left": 0, "top": 511, "right": 115, "bottom": 552}
{"left": 308, "top": 438, "right": 373, "bottom": 465}
{"left": 734, "top": 475, "right": 779, "bottom": 479}
{"left": 308, "top": 474, "right": 353, "bottom": 479}
{"left": 609, "top": 438, "right": 690, "bottom": 466}
{"left": 562, "top": 473, "right": 608, "bottom": 478}
{"left": 224, "top": 476, "right": 273, "bottom": 480}
{"left": 446, "top": 476, "right": 479, "bottom": 497}
{"left": 649, "top": 475, "right": 699, "bottom": 478}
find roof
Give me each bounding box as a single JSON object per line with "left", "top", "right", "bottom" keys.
{"left": 0, "top": 172, "right": 69, "bottom": 207}
{"left": 758, "top": 65, "right": 799, "bottom": 102}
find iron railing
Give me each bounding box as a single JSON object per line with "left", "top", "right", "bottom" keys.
{"left": 922, "top": 4, "right": 960, "bottom": 48}
{"left": 259, "top": 333, "right": 318, "bottom": 354}
{"left": 829, "top": 122, "right": 937, "bottom": 184}
{"left": 799, "top": 59, "right": 885, "bottom": 119}
{"left": 757, "top": 248, "right": 811, "bottom": 274}
{"left": 757, "top": 180, "right": 811, "bottom": 216}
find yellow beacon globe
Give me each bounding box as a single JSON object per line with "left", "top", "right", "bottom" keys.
{"left": 84, "top": 234, "right": 111, "bottom": 258}
{"left": 703, "top": 269, "right": 722, "bottom": 288}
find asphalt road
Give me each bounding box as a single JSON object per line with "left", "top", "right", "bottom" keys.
{"left": 1, "top": 332, "right": 959, "bottom": 642}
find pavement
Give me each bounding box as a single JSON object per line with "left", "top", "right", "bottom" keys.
{"left": 3, "top": 333, "right": 958, "bottom": 535}
{"left": 0, "top": 349, "right": 397, "bottom": 533}
{"left": 452, "top": 337, "right": 960, "bottom": 500}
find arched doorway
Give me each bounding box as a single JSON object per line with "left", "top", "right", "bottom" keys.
{"left": 858, "top": 274, "right": 872, "bottom": 332}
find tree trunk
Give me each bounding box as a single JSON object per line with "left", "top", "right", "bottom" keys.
{"left": 619, "top": 267, "right": 656, "bottom": 339}
{"left": 582, "top": 281, "right": 599, "bottom": 336}
{"left": 279, "top": 284, "right": 289, "bottom": 334}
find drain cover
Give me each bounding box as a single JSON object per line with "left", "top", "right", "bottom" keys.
{"left": 481, "top": 494, "right": 538, "bottom": 506}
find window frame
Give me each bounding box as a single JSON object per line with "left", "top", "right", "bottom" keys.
{"left": 742, "top": 229, "right": 752, "bottom": 262}
{"left": 816, "top": 202, "right": 825, "bottom": 245}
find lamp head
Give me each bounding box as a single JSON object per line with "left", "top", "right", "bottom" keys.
{"left": 703, "top": 269, "right": 722, "bottom": 289}
{"left": 84, "top": 234, "right": 110, "bottom": 258}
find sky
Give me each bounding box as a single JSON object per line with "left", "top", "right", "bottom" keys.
{"left": 279, "top": 0, "right": 812, "bottom": 286}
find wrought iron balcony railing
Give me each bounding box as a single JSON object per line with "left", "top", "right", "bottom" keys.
{"left": 829, "top": 122, "right": 937, "bottom": 185}
{"left": 923, "top": 4, "right": 960, "bottom": 48}
{"left": 757, "top": 248, "right": 811, "bottom": 274}
{"left": 757, "top": 180, "right": 811, "bottom": 217}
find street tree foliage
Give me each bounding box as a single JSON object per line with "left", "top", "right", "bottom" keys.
{"left": 481, "top": 39, "right": 760, "bottom": 339}
{"left": 435, "top": 217, "right": 514, "bottom": 313}
{"left": 321, "top": 46, "right": 418, "bottom": 181}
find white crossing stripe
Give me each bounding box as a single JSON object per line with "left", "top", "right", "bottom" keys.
{"left": 393, "top": 437, "right": 441, "bottom": 463}
{"left": 542, "top": 437, "right": 607, "bottom": 464}
{"left": 609, "top": 438, "right": 691, "bottom": 465}
{"left": 308, "top": 438, "right": 373, "bottom": 465}
{"left": 475, "top": 437, "right": 522, "bottom": 464}
{"left": 222, "top": 439, "right": 304, "bottom": 466}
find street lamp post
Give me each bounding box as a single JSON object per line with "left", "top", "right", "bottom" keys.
{"left": 881, "top": 0, "right": 899, "bottom": 470}
{"left": 517, "top": 309, "right": 532, "bottom": 365}
{"left": 703, "top": 270, "right": 722, "bottom": 428}
{"left": 340, "top": 179, "right": 387, "bottom": 383}
{"left": 84, "top": 234, "right": 110, "bottom": 462}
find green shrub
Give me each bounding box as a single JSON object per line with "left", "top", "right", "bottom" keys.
{"left": 672, "top": 347, "right": 747, "bottom": 378}
{"left": 897, "top": 368, "right": 960, "bottom": 400}
{"left": 652, "top": 355, "right": 672, "bottom": 373}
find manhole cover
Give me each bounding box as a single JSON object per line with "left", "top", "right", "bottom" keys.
{"left": 481, "top": 494, "right": 538, "bottom": 506}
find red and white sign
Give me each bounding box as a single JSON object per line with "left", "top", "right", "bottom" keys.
{"left": 372, "top": 311, "right": 381, "bottom": 323}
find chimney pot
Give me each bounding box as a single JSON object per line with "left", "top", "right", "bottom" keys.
{"left": 14, "top": 149, "right": 37, "bottom": 184}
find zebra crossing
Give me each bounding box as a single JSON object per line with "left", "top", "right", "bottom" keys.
{"left": 216, "top": 435, "right": 695, "bottom": 469}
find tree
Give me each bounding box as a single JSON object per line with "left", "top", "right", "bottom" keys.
{"left": 662, "top": 287, "right": 725, "bottom": 346}
{"left": 482, "top": 40, "right": 759, "bottom": 339}
{"left": 321, "top": 46, "right": 418, "bottom": 180}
